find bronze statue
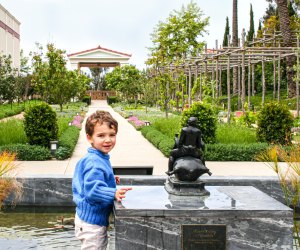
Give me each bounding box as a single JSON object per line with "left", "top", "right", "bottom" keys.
{"left": 166, "top": 117, "right": 212, "bottom": 181}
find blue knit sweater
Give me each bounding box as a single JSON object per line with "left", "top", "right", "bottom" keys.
{"left": 72, "top": 147, "right": 116, "bottom": 226}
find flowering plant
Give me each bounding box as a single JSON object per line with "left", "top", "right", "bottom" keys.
{"left": 70, "top": 115, "right": 83, "bottom": 129}
{"left": 127, "top": 116, "right": 145, "bottom": 128}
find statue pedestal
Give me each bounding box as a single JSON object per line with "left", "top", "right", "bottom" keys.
{"left": 114, "top": 186, "right": 293, "bottom": 250}
{"left": 164, "top": 176, "right": 210, "bottom": 196}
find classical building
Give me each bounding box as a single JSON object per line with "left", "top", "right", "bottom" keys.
{"left": 67, "top": 45, "right": 131, "bottom": 71}
{"left": 68, "top": 45, "right": 132, "bottom": 100}
{"left": 0, "top": 4, "right": 20, "bottom": 69}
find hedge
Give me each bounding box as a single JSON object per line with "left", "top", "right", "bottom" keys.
{"left": 107, "top": 96, "right": 120, "bottom": 105}
{"left": 141, "top": 126, "right": 174, "bottom": 157}
{"left": 81, "top": 95, "right": 91, "bottom": 106}
{"left": 205, "top": 143, "right": 269, "bottom": 161}
{"left": 55, "top": 126, "right": 80, "bottom": 160}
{"left": 141, "top": 126, "right": 269, "bottom": 161}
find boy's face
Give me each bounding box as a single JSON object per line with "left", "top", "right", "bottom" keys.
{"left": 87, "top": 122, "right": 117, "bottom": 154}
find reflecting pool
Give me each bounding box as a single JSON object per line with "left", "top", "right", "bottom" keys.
{"left": 0, "top": 207, "right": 115, "bottom": 250}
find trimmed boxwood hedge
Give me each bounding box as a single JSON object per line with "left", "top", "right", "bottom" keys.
{"left": 107, "top": 96, "right": 120, "bottom": 105}
{"left": 0, "top": 125, "right": 81, "bottom": 160}
{"left": 55, "top": 126, "right": 80, "bottom": 160}
{"left": 141, "top": 126, "right": 269, "bottom": 161}
{"left": 0, "top": 144, "right": 52, "bottom": 160}
{"left": 141, "top": 126, "right": 174, "bottom": 157}
{"left": 205, "top": 143, "right": 269, "bottom": 161}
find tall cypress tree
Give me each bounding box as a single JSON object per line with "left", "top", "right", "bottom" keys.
{"left": 246, "top": 4, "right": 255, "bottom": 46}
{"left": 288, "top": 1, "right": 296, "bottom": 16}
{"left": 257, "top": 20, "right": 263, "bottom": 38}
{"left": 223, "top": 17, "right": 230, "bottom": 47}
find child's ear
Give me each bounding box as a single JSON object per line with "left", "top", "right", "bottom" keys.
{"left": 86, "top": 134, "right": 93, "bottom": 144}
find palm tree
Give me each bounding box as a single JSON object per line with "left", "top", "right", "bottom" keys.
{"left": 276, "top": 0, "right": 296, "bottom": 97}
{"left": 232, "top": 0, "right": 239, "bottom": 99}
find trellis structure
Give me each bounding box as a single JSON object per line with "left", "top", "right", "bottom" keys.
{"left": 161, "top": 30, "right": 300, "bottom": 122}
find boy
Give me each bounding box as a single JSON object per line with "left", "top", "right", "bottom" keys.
{"left": 72, "top": 110, "right": 131, "bottom": 250}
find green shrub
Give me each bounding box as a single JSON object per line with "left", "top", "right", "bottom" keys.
{"left": 0, "top": 144, "right": 52, "bottom": 160}
{"left": 235, "top": 111, "right": 257, "bottom": 127}
{"left": 181, "top": 102, "right": 217, "bottom": 144}
{"left": 151, "top": 133, "right": 165, "bottom": 148}
{"left": 107, "top": 96, "right": 119, "bottom": 105}
{"left": 0, "top": 119, "right": 27, "bottom": 145}
{"left": 205, "top": 143, "right": 269, "bottom": 161}
{"left": 81, "top": 96, "right": 91, "bottom": 105}
{"left": 158, "top": 138, "right": 174, "bottom": 157}
{"left": 55, "top": 146, "right": 72, "bottom": 160}
{"left": 144, "top": 130, "right": 161, "bottom": 147}
{"left": 56, "top": 126, "right": 80, "bottom": 159}
{"left": 140, "top": 126, "right": 153, "bottom": 137}
{"left": 24, "top": 103, "right": 58, "bottom": 148}
{"left": 256, "top": 102, "right": 294, "bottom": 145}
{"left": 140, "top": 126, "right": 173, "bottom": 157}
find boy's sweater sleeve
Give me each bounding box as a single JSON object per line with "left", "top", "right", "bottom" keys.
{"left": 83, "top": 162, "right": 116, "bottom": 205}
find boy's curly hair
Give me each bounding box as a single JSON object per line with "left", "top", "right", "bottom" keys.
{"left": 85, "top": 110, "right": 118, "bottom": 136}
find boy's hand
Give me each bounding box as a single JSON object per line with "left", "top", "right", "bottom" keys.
{"left": 115, "top": 187, "right": 132, "bottom": 202}
{"left": 115, "top": 176, "right": 120, "bottom": 184}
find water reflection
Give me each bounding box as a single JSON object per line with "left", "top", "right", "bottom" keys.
{"left": 118, "top": 186, "right": 241, "bottom": 210}
{"left": 166, "top": 194, "right": 208, "bottom": 209}
{"left": 0, "top": 207, "right": 115, "bottom": 250}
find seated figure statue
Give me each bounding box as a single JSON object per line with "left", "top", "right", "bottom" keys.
{"left": 166, "top": 117, "right": 211, "bottom": 181}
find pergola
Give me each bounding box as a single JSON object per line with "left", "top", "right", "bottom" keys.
{"left": 159, "top": 30, "right": 300, "bottom": 120}
{"left": 67, "top": 45, "right": 131, "bottom": 70}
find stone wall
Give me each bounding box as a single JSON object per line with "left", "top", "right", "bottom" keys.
{"left": 5, "top": 175, "right": 294, "bottom": 208}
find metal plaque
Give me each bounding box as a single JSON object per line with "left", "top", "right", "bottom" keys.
{"left": 181, "top": 224, "right": 226, "bottom": 250}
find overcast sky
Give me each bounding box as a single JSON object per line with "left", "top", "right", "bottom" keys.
{"left": 1, "top": 0, "right": 269, "bottom": 69}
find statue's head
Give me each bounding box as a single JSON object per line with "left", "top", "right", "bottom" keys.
{"left": 187, "top": 117, "right": 197, "bottom": 127}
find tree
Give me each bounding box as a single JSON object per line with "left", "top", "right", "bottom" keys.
{"left": 288, "top": 0, "right": 296, "bottom": 16}
{"left": 89, "top": 67, "right": 108, "bottom": 90}
{"left": 74, "top": 72, "right": 91, "bottom": 100}
{"left": 146, "top": 1, "right": 209, "bottom": 116}
{"left": 257, "top": 20, "right": 263, "bottom": 38}
{"left": 246, "top": 4, "right": 255, "bottom": 45}
{"left": 276, "top": 0, "right": 296, "bottom": 97}
{"left": 31, "top": 43, "right": 89, "bottom": 111}
{"left": 232, "top": 0, "right": 239, "bottom": 96}
{"left": 15, "top": 50, "right": 32, "bottom": 102}
{"left": 256, "top": 102, "right": 293, "bottom": 145}
{"left": 20, "top": 49, "right": 30, "bottom": 76}
{"left": 263, "top": 2, "right": 278, "bottom": 22}
{"left": 106, "top": 65, "right": 142, "bottom": 106}
{"left": 223, "top": 17, "right": 230, "bottom": 47}
{"left": 262, "top": 14, "right": 280, "bottom": 35}
{"left": 147, "top": 1, "right": 209, "bottom": 63}
{"left": 232, "top": 0, "right": 238, "bottom": 46}
{"left": 140, "top": 69, "right": 156, "bottom": 110}
{"left": 0, "top": 55, "right": 17, "bottom": 104}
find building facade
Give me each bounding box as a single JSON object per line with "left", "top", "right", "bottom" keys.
{"left": 0, "top": 4, "right": 20, "bottom": 69}
{"left": 67, "top": 45, "right": 131, "bottom": 71}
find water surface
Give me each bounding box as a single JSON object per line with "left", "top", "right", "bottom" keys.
{"left": 0, "top": 207, "right": 115, "bottom": 250}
